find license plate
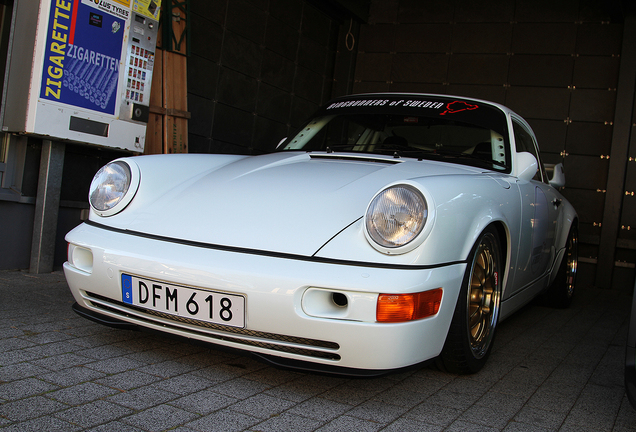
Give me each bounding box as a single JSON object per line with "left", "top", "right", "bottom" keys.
{"left": 121, "top": 274, "right": 245, "bottom": 328}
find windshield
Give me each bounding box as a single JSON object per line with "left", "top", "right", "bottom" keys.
{"left": 280, "top": 96, "right": 511, "bottom": 172}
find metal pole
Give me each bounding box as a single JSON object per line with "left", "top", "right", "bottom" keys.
{"left": 29, "top": 139, "right": 65, "bottom": 274}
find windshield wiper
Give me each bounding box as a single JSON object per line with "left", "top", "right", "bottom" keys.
{"left": 386, "top": 148, "right": 508, "bottom": 169}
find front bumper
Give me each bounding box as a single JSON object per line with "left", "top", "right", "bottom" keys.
{"left": 64, "top": 222, "right": 465, "bottom": 371}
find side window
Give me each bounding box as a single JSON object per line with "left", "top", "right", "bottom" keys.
{"left": 512, "top": 120, "right": 547, "bottom": 183}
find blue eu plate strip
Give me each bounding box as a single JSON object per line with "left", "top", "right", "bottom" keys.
{"left": 122, "top": 274, "right": 133, "bottom": 304}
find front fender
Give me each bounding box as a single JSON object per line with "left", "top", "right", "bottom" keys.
{"left": 315, "top": 174, "right": 520, "bottom": 268}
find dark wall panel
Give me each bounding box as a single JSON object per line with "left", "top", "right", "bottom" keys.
{"left": 451, "top": 24, "right": 513, "bottom": 54}
{"left": 564, "top": 155, "right": 610, "bottom": 190}
{"left": 445, "top": 85, "right": 507, "bottom": 105}
{"left": 527, "top": 120, "right": 568, "bottom": 154}
{"left": 397, "top": 0, "right": 453, "bottom": 23}
{"left": 565, "top": 122, "right": 613, "bottom": 156}
{"left": 514, "top": 0, "right": 579, "bottom": 22}
{"left": 508, "top": 55, "right": 575, "bottom": 88}
{"left": 226, "top": 0, "right": 267, "bottom": 44}
{"left": 511, "top": 24, "right": 578, "bottom": 55}
{"left": 573, "top": 56, "right": 620, "bottom": 89}
{"left": 265, "top": 18, "right": 300, "bottom": 59}
{"left": 576, "top": 23, "right": 623, "bottom": 55}
{"left": 261, "top": 50, "right": 296, "bottom": 92}
{"left": 569, "top": 89, "right": 616, "bottom": 123}
{"left": 188, "top": 0, "right": 340, "bottom": 154}
{"left": 393, "top": 24, "right": 451, "bottom": 53}
{"left": 447, "top": 55, "right": 509, "bottom": 85}
{"left": 454, "top": 0, "right": 514, "bottom": 22}
{"left": 391, "top": 53, "right": 448, "bottom": 83}
{"left": 354, "top": 53, "right": 392, "bottom": 82}
{"left": 560, "top": 189, "right": 605, "bottom": 224}
{"left": 506, "top": 87, "right": 571, "bottom": 120}
{"left": 358, "top": 24, "right": 394, "bottom": 52}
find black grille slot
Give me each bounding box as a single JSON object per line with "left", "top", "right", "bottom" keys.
{"left": 84, "top": 291, "right": 340, "bottom": 360}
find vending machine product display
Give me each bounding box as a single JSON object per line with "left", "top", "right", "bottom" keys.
{"left": 1, "top": 0, "right": 161, "bottom": 152}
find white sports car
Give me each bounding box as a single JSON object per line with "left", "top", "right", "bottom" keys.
{"left": 64, "top": 93, "right": 578, "bottom": 375}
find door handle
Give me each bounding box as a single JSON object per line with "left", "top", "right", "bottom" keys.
{"left": 552, "top": 198, "right": 562, "bottom": 208}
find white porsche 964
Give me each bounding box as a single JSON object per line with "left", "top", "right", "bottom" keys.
{"left": 64, "top": 93, "right": 578, "bottom": 375}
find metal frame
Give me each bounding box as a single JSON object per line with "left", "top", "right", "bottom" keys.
{"left": 626, "top": 276, "right": 636, "bottom": 409}
{"left": 161, "top": 0, "right": 190, "bottom": 56}
{"left": 596, "top": 16, "right": 636, "bottom": 288}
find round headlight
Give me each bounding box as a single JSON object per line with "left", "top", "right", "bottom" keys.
{"left": 365, "top": 184, "right": 428, "bottom": 250}
{"left": 89, "top": 160, "right": 138, "bottom": 216}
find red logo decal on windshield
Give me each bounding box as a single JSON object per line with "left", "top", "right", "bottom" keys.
{"left": 440, "top": 101, "right": 479, "bottom": 115}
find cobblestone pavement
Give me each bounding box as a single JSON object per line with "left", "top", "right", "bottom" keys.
{"left": 1, "top": 269, "right": 635, "bottom": 432}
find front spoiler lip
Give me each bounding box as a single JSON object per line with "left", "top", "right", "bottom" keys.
{"left": 71, "top": 302, "right": 429, "bottom": 377}
{"left": 72, "top": 302, "right": 139, "bottom": 330}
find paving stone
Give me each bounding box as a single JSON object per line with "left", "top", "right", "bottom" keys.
{"left": 40, "top": 366, "right": 107, "bottom": 387}
{"left": 150, "top": 373, "right": 216, "bottom": 395}
{"left": 318, "top": 384, "right": 377, "bottom": 405}
{"left": 513, "top": 405, "right": 567, "bottom": 430}
{"left": 0, "top": 395, "right": 68, "bottom": 422}
{"left": 251, "top": 411, "right": 325, "bottom": 432}
{"left": 228, "top": 392, "right": 296, "bottom": 419}
{"left": 184, "top": 408, "right": 260, "bottom": 432}
{"left": 457, "top": 402, "right": 521, "bottom": 429}
{"left": 0, "top": 415, "right": 80, "bottom": 432}
{"left": 106, "top": 384, "right": 180, "bottom": 410}
{"left": 210, "top": 377, "right": 270, "bottom": 399}
{"left": 29, "top": 352, "right": 93, "bottom": 371}
{"left": 263, "top": 379, "right": 327, "bottom": 402}
{"left": 83, "top": 421, "right": 147, "bottom": 432}
{"left": 0, "top": 349, "right": 42, "bottom": 366}
{"left": 445, "top": 419, "right": 501, "bottom": 432}
{"left": 0, "top": 338, "right": 37, "bottom": 351}
{"left": 287, "top": 396, "right": 353, "bottom": 421}
{"left": 381, "top": 417, "right": 444, "bottom": 432}
{"left": 94, "top": 369, "right": 162, "bottom": 391}
{"left": 0, "top": 362, "right": 51, "bottom": 381}
{"left": 53, "top": 399, "right": 133, "bottom": 428}
{"left": 45, "top": 382, "right": 119, "bottom": 405}
{"left": 84, "top": 355, "right": 146, "bottom": 374}
{"left": 168, "top": 388, "right": 238, "bottom": 415}
{"left": 424, "top": 387, "right": 483, "bottom": 410}
{"left": 405, "top": 402, "right": 463, "bottom": 427}
{"left": 346, "top": 398, "right": 409, "bottom": 423}
{"left": 75, "top": 345, "right": 136, "bottom": 360}
{"left": 314, "top": 414, "right": 383, "bottom": 432}
{"left": 139, "top": 359, "right": 201, "bottom": 378}
{"left": 0, "top": 377, "right": 59, "bottom": 400}
{"left": 120, "top": 403, "right": 199, "bottom": 430}
{"left": 22, "top": 341, "right": 78, "bottom": 357}
{"left": 502, "top": 421, "right": 553, "bottom": 432}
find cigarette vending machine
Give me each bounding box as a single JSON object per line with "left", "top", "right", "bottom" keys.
{"left": 1, "top": 0, "right": 161, "bottom": 152}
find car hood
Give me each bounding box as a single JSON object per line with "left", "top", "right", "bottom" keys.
{"left": 106, "top": 152, "right": 483, "bottom": 256}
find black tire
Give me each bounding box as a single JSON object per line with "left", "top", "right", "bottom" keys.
{"left": 542, "top": 225, "right": 578, "bottom": 308}
{"left": 437, "top": 226, "right": 503, "bottom": 374}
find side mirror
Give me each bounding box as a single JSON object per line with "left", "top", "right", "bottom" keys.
{"left": 514, "top": 152, "right": 538, "bottom": 182}
{"left": 546, "top": 163, "right": 566, "bottom": 188}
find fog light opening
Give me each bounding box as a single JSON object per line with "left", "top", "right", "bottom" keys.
{"left": 332, "top": 292, "right": 348, "bottom": 307}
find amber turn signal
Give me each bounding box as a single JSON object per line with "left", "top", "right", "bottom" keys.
{"left": 376, "top": 288, "right": 443, "bottom": 322}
